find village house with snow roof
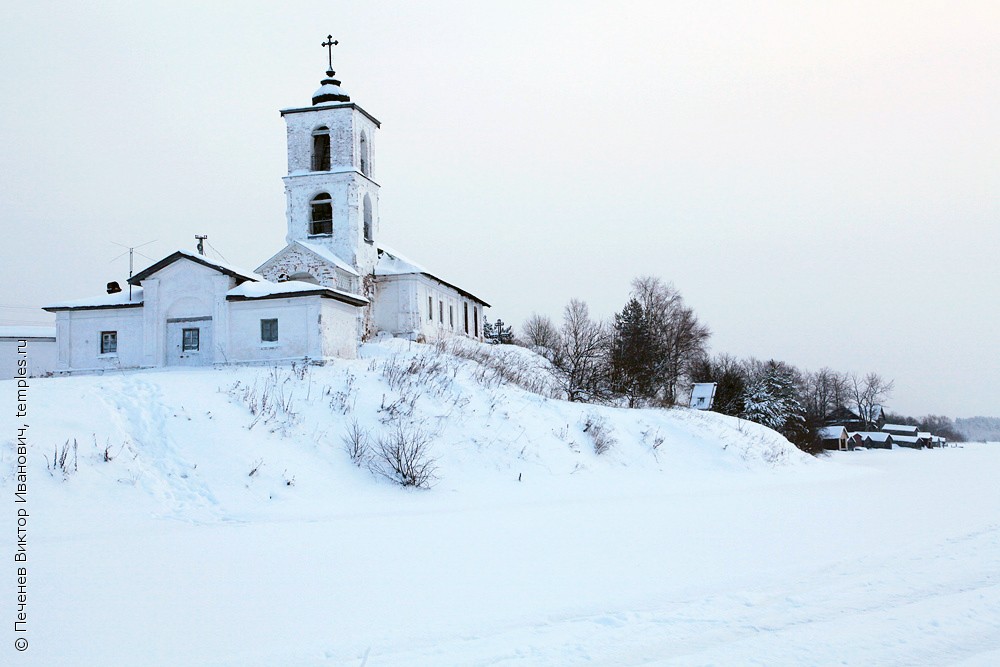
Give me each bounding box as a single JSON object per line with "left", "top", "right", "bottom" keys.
{"left": 41, "top": 41, "right": 489, "bottom": 374}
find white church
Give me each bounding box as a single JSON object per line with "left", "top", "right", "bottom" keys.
{"left": 43, "top": 44, "right": 489, "bottom": 374}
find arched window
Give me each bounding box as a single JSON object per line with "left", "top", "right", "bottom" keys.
{"left": 359, "top": 130, "right": 369, "bottom": 177}
{"left": 363, "top": 193, "right": 373, "bottom": 243}
{"left": 310, "top": 193, "right": 333, "bottom": 235}
{"left": 312, "top": 126, "right": 331, "bottom": 171}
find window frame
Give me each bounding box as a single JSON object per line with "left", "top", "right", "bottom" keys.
{"left": 100, "top": 331, "right": 118, "bottom": 355}
{"left": 310, "top": 193, "right": 333, "bottom": 236}
{"left": 182, "top": 327, "right": 200, "bottom": 352}
{"left": 311, "top": 126, "right": 331, "bottom": 172}
{"left": 260, "top": 318, "right": 279, "bottom": 344}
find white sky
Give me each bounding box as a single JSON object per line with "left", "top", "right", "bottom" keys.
{"left": 1, "top": 1, "right": 997, "bottom": 418}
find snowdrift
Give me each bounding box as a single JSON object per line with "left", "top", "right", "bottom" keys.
{"left": 2, "top": 338, "right": 809, "bottom": 523}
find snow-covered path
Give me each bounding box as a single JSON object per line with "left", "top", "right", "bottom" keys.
{"left": 20, "top": 445, "right": 1000, "bottom": 666}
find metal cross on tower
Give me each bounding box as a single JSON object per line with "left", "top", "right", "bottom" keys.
{"left": 322, "top": 35, "right": 339, "bottom": 71}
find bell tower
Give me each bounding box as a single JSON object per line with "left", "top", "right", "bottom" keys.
{"left": 280, "top": 36, "right": 381, "bottom": 275}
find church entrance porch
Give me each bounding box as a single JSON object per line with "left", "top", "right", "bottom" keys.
{"left": 166, "top": 317, "right": 213, "bottom": 366}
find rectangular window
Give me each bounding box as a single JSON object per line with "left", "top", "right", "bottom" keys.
{"left": 182, "top": 328, "right": 200, "bottom": 352}
{"left": 428, "top": 295, "right": 434, "bottom": 321}
{"left": 474, "top": 307, "right": 479, "bottom": 338}
{"left": 100, "top": 331, "right": 117, "bottom": 355}
{"left": 449, "top": 305, "right": 454, "bottom": 328}
{"left": 464, "top": 303, "right": 469, "bottom": 334}
{"left": 261, "top": 318, "right": 278, "bottom": 343}
{"left": 439, "top": 300, "right": 444, "bottom": 323}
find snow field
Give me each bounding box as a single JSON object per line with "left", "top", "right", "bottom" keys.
{"left": 3, "top": 340, "right": 998, "bottom": 665}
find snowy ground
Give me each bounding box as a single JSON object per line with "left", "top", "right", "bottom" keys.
{"left": 3, "top": 341, "right": 999, "bottom": 665}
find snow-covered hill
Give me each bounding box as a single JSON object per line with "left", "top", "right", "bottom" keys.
{"left": 6, "top": 341, "right": 999, "bottom": 666}
{"left": 4, "top": 339, "right": 808, "bottom": 524}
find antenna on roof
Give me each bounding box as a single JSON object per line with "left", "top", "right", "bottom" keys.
{"left": 110, "top": 239, "right": 157, "bottom": 302}
{"left": 195, "top": 235, "right": 208, "bottom": 256}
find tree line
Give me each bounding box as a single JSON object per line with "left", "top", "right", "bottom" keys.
{"left": 516, "top": 275, "right": 922, "bottom": 454}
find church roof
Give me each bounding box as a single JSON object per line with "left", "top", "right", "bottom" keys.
{"left": 294, "top": 241, "right": 360, "bottom": 276}
{"left": 44, "top": 288, "right": 145, "bottom": 312}
{"left": 279, "top": 101, "right": 382, "bottom": 127}
{"left": 129, "top": 250, "right": 261, "bottom": 286}
{"left": 375, "top": 246, "right": 490, "bottom": 306}
{"left": 227, "top": 279, "right": 367, "bottom": 307}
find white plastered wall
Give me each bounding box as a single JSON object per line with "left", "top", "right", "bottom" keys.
{"left": 226, "top": 297, "right": 323, "bottom": 363}
{"left": 56, "top": 308, "right": 145, "bottom": 371}
{"left": 0, "top": 337, "right": 57, "bottom": 378}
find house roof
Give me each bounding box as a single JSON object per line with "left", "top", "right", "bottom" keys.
{"left": 882, "top": 424, "right": 919, "bottom": 435}
{"left": 375, "top": 246, "right": 490, "bottom": 306}
{"left": 44, "top": 288, "right": 145, "bottom": 312}
{"left": 226, "top": 279, "right": 367, "bottom": 307}
{"left": 818, "top": 425, "right": 847, "bottom": 439}
{"left": 130, "top": 250, "right": 261, "bottom": 286}
{"left": 849, "top": 431, "right": 893, "bottom": 443}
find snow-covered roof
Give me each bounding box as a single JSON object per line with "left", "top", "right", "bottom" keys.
{"left": 375, "top": 245, "right": 490, "bottom": 306}
{"left": 44, "top": 288, "right": 145, "bottom": 311}
{"left": 227, "top": 279, "right": 367, "bottom": 307}
{"left": 0, "top": 325, "right": 56, "bottom": 339}
{"left": 818, "top": 425, "right": 847, "bottom": 439}
{"left": 882, "top": 424, "right": 919, "bottom": 435}
{"left": 892, "top": 435, "right": 920, "bottom": 444}
{"left": 917, "top": 432, "right": 932, "bottom": 439}
{"left": 374, "top": 245, "right": 428, "bottom": 276}
{"left": 849, "top": 431, "right": 893, "bottom": 443}
{"left": 294, "top": 241, "right": 360, "bottom": 277}
{"left": 130, "top": 250, "right": 261, "bottom": 285}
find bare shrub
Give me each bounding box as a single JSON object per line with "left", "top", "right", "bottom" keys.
{"left": 46, "top": 439, "right": 79, "bottom": 476}
{"left": 228, "top": 366, "right": 300, "bottom": 431}
{"left": 445, "top": 339, "right": 561, "bottom": 398}
{"left": 372, "top": 421, "right": 438, "bottom": 489}
{"left": 583, "top": 413, "right": 616, "bottom": 455}
{"left": 326, "top": 370, "right": 357, "bottom": 415}
{"left": 342, "top": 418, "right": 372, "bottom": 467}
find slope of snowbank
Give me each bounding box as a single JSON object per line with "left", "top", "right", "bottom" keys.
{"left": 3, "top": 339, "right": 809, "bottom": 524}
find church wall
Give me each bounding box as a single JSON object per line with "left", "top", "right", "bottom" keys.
{"left": 373, "top": 274, "right": 486, "bottom": 342}
{"left": 320, "top": 299, "right": 360, "bottom": 359}
{"left": 226, "top": 298, "right": 323, "bottom": 363}
{"left": 258, "top": 246, "right": 359, "bottom": 294}
{"left": 283, "top": 104, "right": 381, "bottom": 276}
{"left": 145, "top": 260, "right": 238, "bottom": 366}
{"left": 60, "top": 308, "right": 145, "bottom": 371}
{"left": 282, "top": 172, "right": 379, "bottom": 274}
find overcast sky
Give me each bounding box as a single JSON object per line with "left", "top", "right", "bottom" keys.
{"left": 1, "top": 1, "right": 997, "bottom": 418}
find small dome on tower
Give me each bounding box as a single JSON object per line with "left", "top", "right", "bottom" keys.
{"left": 313, "top": 69, "right": 351, "bottom": 105}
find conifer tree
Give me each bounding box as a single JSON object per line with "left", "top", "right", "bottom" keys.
{"left": 609, "top": 298, "right": 655, "bottom": 407}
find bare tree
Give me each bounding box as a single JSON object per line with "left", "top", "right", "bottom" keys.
{"left": 850, "top": 372, "right": 894, "bottom": 430}
{"left": 801, "top": 367, "right": 850, "bottom": 423}
{"left": 551, "top": 299, "right": 608, "bottom": 402}
{"left": 630, "top": 276, "right": 711, "bottom": 405}
{"left": 520, "top": 312, "right": 560, "bottom": 357}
